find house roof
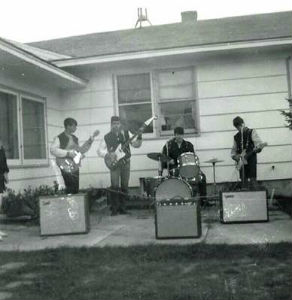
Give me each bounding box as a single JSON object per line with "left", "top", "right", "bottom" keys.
{"left": 0, "top": 37, "right": 86, "bottom": 88}
{"left": 29, "top": 11, "right": 292, "bottom": 60}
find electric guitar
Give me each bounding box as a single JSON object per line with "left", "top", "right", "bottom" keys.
{"left": 236, "top": 142, "right": 268, "bottom": 170}
{"left": 104, "top": 115, "right": 157, "bottom": 170}
{"left": 56, "top": 129, "right": 100, "bottom": 173}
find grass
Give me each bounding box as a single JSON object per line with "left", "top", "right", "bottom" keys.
{"left": 0, "top": 243, "right": 291, "bottom": 300}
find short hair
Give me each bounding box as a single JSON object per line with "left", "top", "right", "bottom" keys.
{"left": 174, "top": 127, "right": 184, "bottom": 135}
{"left": 111, "top": 116, "right": 120, "bottom": 123}
{"left": 64, "top": 118, "right": 77, "bottom": 128}
{"left": 233, "top": 116, "right": 244, "bottom": 128}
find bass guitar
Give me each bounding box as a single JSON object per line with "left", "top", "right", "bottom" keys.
{"left": 236, "top": 142, "right": 267, "bottom": 170}
{"left": 56, "top": 129, "right": 100, "bottom": 173}
{"left": 104, "top": 115, "right": 157, "bottom": 170}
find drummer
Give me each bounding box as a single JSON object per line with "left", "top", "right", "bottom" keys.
{"left": 161, "top": 127, "right": 209, "bottom": 206}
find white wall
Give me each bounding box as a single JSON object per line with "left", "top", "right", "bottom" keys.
{"left": 0, "top": 73, "right": 64, "bottom": 191}
{"left": 60, "top": 51, "right": 292, "bottom": 190}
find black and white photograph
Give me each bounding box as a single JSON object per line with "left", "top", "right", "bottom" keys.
{"left": 0, "top": 0, "right": 292, "bottom": 299}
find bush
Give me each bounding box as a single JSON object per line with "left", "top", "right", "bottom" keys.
{"left": 2, "top": 184, "right": 60, "bottom": 219}
{"left": 1, "top": 183, "right": 106, "bottom": 222}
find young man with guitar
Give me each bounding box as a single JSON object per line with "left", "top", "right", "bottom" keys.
{"left": 50, "top": 118, "right": 99, "bottom": 194}
{"left": 231, "top": 116, "right": 267, "bottom": 189}
{"left": 98, "top": 116, "right": 145, "bottom": 215}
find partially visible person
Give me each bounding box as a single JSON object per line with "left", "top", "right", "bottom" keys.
{"left": 231, "top": 116, "right": 266, "bottom": 189}
{"left": 0, "top": 139, "right": 9, "bottom": 240}
{"left": 97, "top": 116, "right": 142, "bottom": 215}
{"left": 161, "top": 127, "right": 208, "bottom": 206}
{"left": 50, "top": 118, "right": 99, "bottom": 194}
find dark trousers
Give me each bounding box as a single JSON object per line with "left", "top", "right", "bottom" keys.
{"left": 239, "top": 156, "right": 257, "bottom": 189}
{"left": 110, "top": 160, "right": 130, "bottom": 213}
{"left": 61, "top": 169, "right": 79, "bottom": 194}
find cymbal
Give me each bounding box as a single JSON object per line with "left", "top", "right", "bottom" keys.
{"left": 147, "top": 152, "right": 171, "bottom": 162}
{"left": 204, "top": 158, "right": 224, "bottom": 164}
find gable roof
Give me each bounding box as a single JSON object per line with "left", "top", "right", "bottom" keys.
{"left": 29, "top": 11, "right": 292, "bottom": 60}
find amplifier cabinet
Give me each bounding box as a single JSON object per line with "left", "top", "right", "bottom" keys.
{"left": 155, "top": 198, "right": 201, "bottom": 239}
{"left": 39, "top": 193, "right": 90, "bottom": 236}
{"left": 220, "top": 190, "right": 268, "bottom": 223}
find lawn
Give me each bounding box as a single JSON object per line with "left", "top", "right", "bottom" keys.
{"left": 0, "top": 243, "right": 291, "bottom": 300}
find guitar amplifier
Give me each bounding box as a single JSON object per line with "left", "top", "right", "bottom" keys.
{"left": 220, "top": 190, "right": 268, "bottom": 223}
{"left": 39, "top": 193, "right": 90, "bottom": 236}
{"left": 155, "top": 198, "right": 201, "bottom": 239}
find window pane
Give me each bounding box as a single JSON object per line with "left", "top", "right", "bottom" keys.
{"left": 159, "top": 84, "right": 193, "bottom": 100}
{"left": 158, "top": 69, "right": 193, "bottom": 86}
{"left": 117, "top": 73, "right": 151, "bottom": 104}
{"left": 160, "top": 101, "right": 196, "bottom": 131}
{"left": 22, "top": 98, "right": 46, "bottom": 159}
{"left": 119, "top": 104, "right": 153, "bottom": 133}
{"left": 0, "top": 91, "right": 19, "bottom": 159}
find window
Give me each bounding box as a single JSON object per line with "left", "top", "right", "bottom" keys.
{"left": 115, "top": 67, "right": 199, "bottom": 137}
{"left": 0, "top": 90, "right": 19, "bottom": 159}
{"left": 0, "top": 87, "right": 47, "bottom": 165}
{"left": 116, "top": 73, "right": 153, "bottom": 133}
{"left": 157, "top": 68, "right": 198, "bottom": 134}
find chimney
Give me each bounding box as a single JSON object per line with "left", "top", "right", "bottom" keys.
{"left": 181, "top": 11, "right": 198, "bottom": 23}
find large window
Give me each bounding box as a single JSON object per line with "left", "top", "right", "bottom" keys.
{"left": 117, "top": 73, "right": 153, "bottom": 133}
{"left": 115, "top": 67, "right": 198, "bottom": 137}
{"left": 157, "top": 68, "right": 198, "bottom": 134}
{"left": 0, "top": 88, "right": 47, "bottom": 165}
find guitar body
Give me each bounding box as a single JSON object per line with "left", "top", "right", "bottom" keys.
{"left": 56, "top": 156, "right": 80, "bottom": 173}
{"left": 104, "top": 115, "right": 158, "bottom": 171}
{"left": 104, "top": 145, "right": 129, "bottom": 170}
{"left": 236, "top": 142, "right": 268, "bottom": 170}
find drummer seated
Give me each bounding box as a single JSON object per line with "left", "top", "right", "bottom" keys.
{"left": 161, "top": 127, "right": 210, "bottom": 207}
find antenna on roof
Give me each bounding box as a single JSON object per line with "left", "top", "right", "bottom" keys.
{"left": 135, "top": 8, "right": 152, "bottom": 28}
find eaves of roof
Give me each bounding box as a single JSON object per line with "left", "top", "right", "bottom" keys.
{"left": 0, "top": 37, "right": 86, "bottom": 87}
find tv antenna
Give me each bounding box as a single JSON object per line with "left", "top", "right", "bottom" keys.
{"left": 135, "top": 8, "right": 152, "bottom": 28}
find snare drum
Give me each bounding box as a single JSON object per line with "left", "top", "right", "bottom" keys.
{"left": 155, "top": 178, "right": 192, "bottom": 201}
{"left": 178, "top": 152, "right": 200, "bottom": 179}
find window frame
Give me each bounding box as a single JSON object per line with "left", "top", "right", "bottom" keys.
{"left": 154, "top": 66, "right": 199, "bottom": 137}
{"left": 113, "top": 66, "right": 200, "bottom": 139}
{"left": 113, "top": 71, "right": 156, "bottom": 137}
{"left": 0, "top": 85, "right": 48, "bottom": 167}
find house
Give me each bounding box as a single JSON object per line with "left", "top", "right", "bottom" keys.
{"left": 0, "top": 10, "right": 291, "bottom": 195}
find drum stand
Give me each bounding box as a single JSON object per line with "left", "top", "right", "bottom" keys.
{"left": 204, "top": 158, "right": 224, "bottom": 203}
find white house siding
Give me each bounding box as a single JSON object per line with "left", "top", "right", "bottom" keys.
{"left": 0, "top": 73, "right": 64, "bottom": 191}
{"left": 196, "top": 53, "right": 292, "bottom": 184}
{"left": 59, "top": 50, "right": 292, "bottom": 190}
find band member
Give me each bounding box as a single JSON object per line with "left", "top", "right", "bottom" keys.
{"left": 50, "top": 118, "right": 99, "bottom": 194}
{"left": 161, "top": 127, "right": 208, "bottom": 206}
{"left": 98, "top": 116, "right": 142, "bottom": 215}
{"left": 231, "top": 116, "right": 265, "bottom": 189}
{"left": 0, "top": 139, "right": 9, "bottom": 240}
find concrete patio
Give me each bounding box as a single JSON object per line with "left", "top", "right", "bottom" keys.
{"left": 0, "top": 204, "right": 291, "bottom": 251}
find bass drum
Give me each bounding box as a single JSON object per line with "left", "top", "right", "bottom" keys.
{"left": 155, "top": 178, "right": 192, "bottom": 201}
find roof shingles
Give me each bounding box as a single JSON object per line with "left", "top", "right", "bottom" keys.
{"left": 29, "top": 11, "right": 292, "bottom": 59}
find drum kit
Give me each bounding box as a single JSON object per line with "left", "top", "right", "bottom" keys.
{"left": 144, "top": 152, "right": 202, "bottom": 201}
{"left": 142, "top": 152, "right": 224, "bottom": 202}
